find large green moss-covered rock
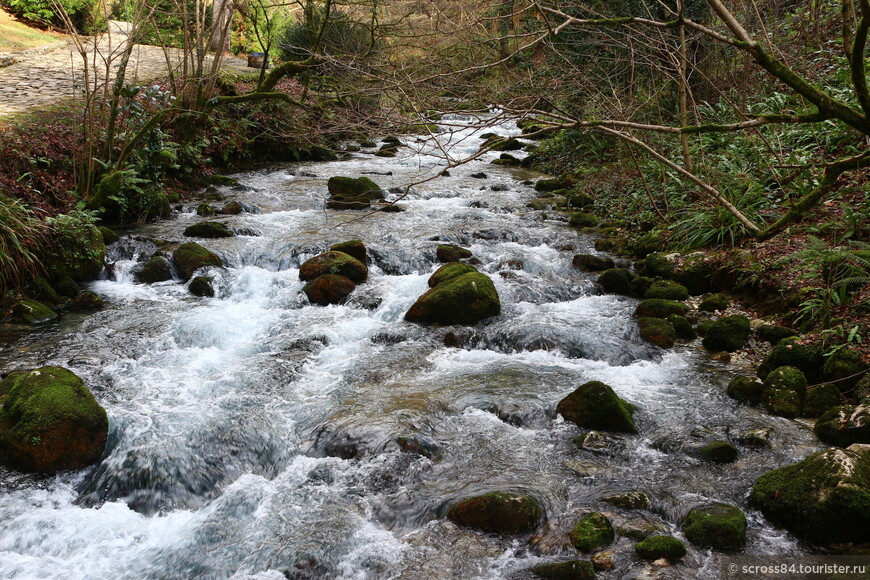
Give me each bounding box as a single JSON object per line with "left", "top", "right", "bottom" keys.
{"left": 635, "top": 536, "right": 687, "bottom": 562}
{"left": 668, "top": 315, "right": 696, "bottom": 340}
{"left": 762, "top": 366, "right": 807, "bottom": 418}
{"left": 43, "top": 213, "right": 106, "bottom": 283}
{"left": 136, "top": 256, "right": 172, "bottom": 283}
{"left": 673, "top": 253, "right": 715, "bottom": 295}
{"left": 11, "top": 299, "right": 57, "bottom": 324}
{"left": 530, "top": 560, "right": 595, "bottom": 580}
{"left": 702, "top": 315, "right": 750, "bottom": 352}
{"left": 630, "top": 276, "right": 653, "bottom": 298}
{"left": 405, "top": 272, "right": 500, "bottom": 325}
{"left": 814, "top": 405, "right": 870, "bottom": 447}
{"left": 683, "top": 503, "right": 747, "bottom": 550}
{"left": 572, "top": 254, "right": 614, "bottom": 272}
{"left": 326, "top": 176, "right": 383, "bottom": 209}
{"left": 749, "top": 447, "right": 870, "bottom": 544}
{"left": 637, "top": 317, "right": 676, "bottom": 349}
{"left": 727, "top": 376, "right": 765, "bottom": 405}
{"left": 597, "top": 268, "right": 636, "bottom": 296}
{"left": 183, "top": 221, "right": 234, "bottom": 238}
{"left": 447, "top": 492, "right": 543, "bottom": 535}
{"left": 644, "top": 280, "right": 689, "bottom": 301}
{"left": 642, "top": 253, "right": 676, "bottom": 279}
{"left": 299, "top": 251, "right": 368, "bottom": 284}
{"left": 436, "top": 244, "right": 473, "bottom": 263}
{"left": 188, "top": 276, "right": 215, "bottom": 297}
{"left": 172, "top": 242, "right": 223, "bottom": 281}
{"left": 556, "top": 381, "right": 637, "bottom": 433}
{"left": 569, "top": 212, "right": 598, "bottom": 228}
{"left": 802, "top": 384, "right": 842, "bottom": 418}
{"left": 303, "top": 274, "right": 356, "bottom": 306}
{"left": 569, "top": 512, "right": 614, "bottom": 551}
{"left": 0, "top": 367, "right": 108, "bottom": 473}
{"left": 756, "top": 324, "right": 796, "bottom": 345}
{"left": 699, "top": 293, "right": 730, "bottom": 312}
{"left": 634, "top": 299, "right": 688, "bottom": 319}
{"left": 823, "top": 348, "right": 868, "bottom": 391}
{"left": 757, "top": 337, "right": 824, "bottom": 383}
{"left": 429, "top": 262, "right": 478, "bottom": 288}
{"left": 329, "top": 240, "right": 367, "bottom": 264}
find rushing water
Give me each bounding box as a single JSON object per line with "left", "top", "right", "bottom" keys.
{"left": 0, "top": 114, "right": 824, "bottom": 579}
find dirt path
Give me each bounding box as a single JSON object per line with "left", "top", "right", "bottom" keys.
{"left": 0, "top": 27, "right": 251, "bottom": 118}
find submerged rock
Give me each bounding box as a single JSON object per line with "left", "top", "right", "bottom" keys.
{"left": 329, "top": 240, "right": 367, "bottom": 264}
{"left": 173, "top": 242, "right": 223, "bottom": 281}
{"left": 569, "top": 512, "right": 614, "bottom": 551}
{"left": 556, "top": 381, "right": 637, "bottom": 433}
{"left": 405, "top": 272, "right": 500, "bottom": 325}
{"left": 814, "top": 405, "right": 870, "bottom": 447}
{"left": 183, "top": 221, "right": 234, "bottom": 238}
{"left": 136, "top": 256, "right": 172, "bottom": 283}
{"left": 436, "top": 244, "right": 473, "bottom": 263}
{"left": 299, "top": 251, "right": 368, "bottom": 284}
{"left": 683, "top": 503, "right": 747, "bottom": 550}
{"left": 749, "top": 446, "right": 870, "bottom": 544}
{"left": 447, "top": 492, "right": 543, "bottom": 535}
{"left": 699, "top": 440, "right": 738, "bottom": 463}
{"left": 0, "top": 366, "right": 108, "bottom": 473}
{"left": 530, "top": 560, "right": 595, "bottom": 580}
{"left": 601, "top": 491, "right": 651, "bottom": 510}
{"left": 635, "top": 536, "right": 687, "bottom": 562}
{"left": 303, "top": 274, "right": 356, "bottom": 306}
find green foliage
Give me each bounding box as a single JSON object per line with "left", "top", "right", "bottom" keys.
{"left": 0, "top": 195, "right": 46, "bottom": 301}
{"left": 232, "top": 0, "right": 289, "bottom": 55}
{"left": 277, "top": 8, "right": 377, "bottom": 62}
{"left": 3, "top": 0, "right": 101, "bottom": 32}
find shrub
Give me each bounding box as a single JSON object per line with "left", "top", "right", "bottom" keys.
{"left": 4, "top": 0, "right": 102, "bottom": 32}
{"left": 0, "top": 195, "right": 46, "bottom": 300}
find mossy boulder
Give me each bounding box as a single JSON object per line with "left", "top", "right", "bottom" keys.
{"left": 303, "top": 274, "right": 356, "bottom": 306}
{"left": 29, "top": 277, "right": 60, "bottom": 304}
{"left": 673, "top": 253, "right": 715, "bottom": 295}
{"left": 572, "top": 254, "right": 614, "bottom": 272}
{"left": 749, "top": 447, "right": 870, "bottom": 544}
{"left": 326, "top": 176, "right": 383, "bottom": 209}
{"left": 630, "top": 276, "right": 653, "bottom": 298}
{"left": 756, "top": 324, "right": 796, "bottom": 345}
{"left": 569, "top": 512, "right": 614, "bottom": 552}
{"left": 436, "top": 244, "right": 473, "bottom": 263}
{"left": 597, "top": 268, "right": 636, "bottom": 296}
{"left": 814, "top": 405, "right": 870, "bottom": 447}
{"left": 802, "top": 384, "right": 842, "bottom": 418}
{"left": 218, "top": 200, "right": 243, "bottom": 215}
{"left": 429, "top": 262, "right": 478, "bottom": 288}
{"left": 696, "top": 319, "right": 714, "bottom": 338}
{"left": 667, "top": 315, "right": 696, "bottom": 340}
{"left": 823, "top": 348, "right": 868, "bottom": 391}
{"left": 701, "top": 315, "right": 750, "bottom": 352}
{"left": 634, "top": 299, "right": 688, "bottom": 319}
{"left": 447, "top": 492, "right": 543, "bottom": 535}
{"left": 530, "top": 560, "right": 595, "bottom": 580}
{"left": 642, "top": 253, "right": 676, "bottom": 279}
{"left": 535, "top": 177, "right": 566, "bottom": 192}
{"left": 0, "top": 367, "right": 108, "bottom": 473}
{"left": 699, "top": 293, "right": 730, "bottom": 312}
{"left": 635, "top": 536, "right": 687, "bottom": 562}
{"left": 569, "top": 212, "right": 598, "bottom": 228}
{"left": 136, "top": 256, "right": 173, "bottom": 283}
{"left": 98, "top": 226, "right": 120, "bottom": 245}
{"left": 66, "top": 291, "right": 104, "bottom": 311}
{"left": 196, "top": 203, "right": 215, "bottom": 216}
{"left": 189, "top": 276, "right": 215, "bottom": 297}
{"left": 329, "top": 240, "right": 367, "bottom": 264}
{"left": 11, "top": 300, "right": 57, "bottom": 324}
{"left": 183, "top": 221, "right": 234, "bottom": 238}
{"left": 644, "top": 280, "right": 689, "bottom": 301}
{"left": 556, "top": 381, "right": 637, "bottom": 433}
{"left": 601, "top": 491, "right": 651, "bottom": 510}
{"left": 566, "top": 192, "right": 594, "bottom": 209}
{"left": 405, "top": 272, "right": 500, "bottom": 325}
{"left": 630, "top": 231, "right": 668, "bottom": 258}
{"left": 727, "top": 376, "right": 765, "bottom": 405}
{"left": 43, "top": 213, "right": 106, "bottom": 282}
{"left": 637, "top": 317, "right": 676, "bottom": 349}
{"left": 299, "top": 251, "right": 368, "bottom": 284}
{"left": 757, "top": 337, "right": 824, "bottom": 383}
{"left": 683, "top": 503, "right": 747, "bottom": 550}
{"left": 762, "top": 366, "right": 807, "bottom": 418}
{"left": 699, "top": 440, "right": 738, "bottom": 463}
{"left": 172, "top": 242, "right": 223, "bottom": 281}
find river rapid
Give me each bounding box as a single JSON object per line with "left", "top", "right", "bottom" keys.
{"left": 0, "top": 114, "right": 822, "bottom": 579}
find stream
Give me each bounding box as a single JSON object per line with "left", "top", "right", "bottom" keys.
{"left": 0, "top": 114, "right": 823, "bottom": 579}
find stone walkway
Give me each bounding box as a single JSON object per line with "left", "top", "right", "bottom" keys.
{"left": 0, "top": 26, "right": 251, "bottom": 118}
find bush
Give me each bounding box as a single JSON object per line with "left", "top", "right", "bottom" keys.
{"left": 278, "top": 9, "right": 376, "bottom": 62}
{"left": 4, "top": 0, "right": 102, "bottom": 32}
{"left": 0, "top": 195, "right": 46, "bottom": 300}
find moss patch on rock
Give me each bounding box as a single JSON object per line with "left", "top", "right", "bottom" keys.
{"left": 700, "top": 440, "right": 738, "bottom": 463}
{"left": 303, "top": 274, "right": 356, "bottom": 306}
{"left": 644, "top": 280, "right": 689, "bottom": 301}
{"left": 569, "top": 212, "right": 598, "bottom": 228}
{"left": 569, "top": 512, "right": 614, "bottom": 552}
{"left": 428, "top": 262, "right": 478, "bottom": 288}
{"left": 702, "top": 315, "right": 750, "bottom": 352}
{"left": 172, "top": 242, "right": 223, "bottom": 281}
{"left": 727, "top": 376, "right": 765, "bottom": 405}
{"left": 447, "top": 492, "right": 543, "bottom": 535}
{"left": 635, "top": 536, "right": 687, "bottom": 562}
{"left": 802, "top": 384, "right": 842, "bottom": 418}
{"left": 436, "top": 244, "right": 473, "bottom": 263}
{"left": 11, "top": 299, "right": 57, "bottom": 324}
{"left": 530, "top": 560, "right": 595, "bottom": 580}
{"left": 699, "top": 293, "right": 730, "bottom": 312}
{"left": 556, "top": 381, "right": 637, "bottom": 433}
{"left": 183, "top": 221, "right": 234, "bottom": 238}
{"left": 598, "top": 268, "right": 636, "bottom": 296}
{"left": 762, "top": 366, "right": 807, "bottom": 418}
{"left": 405, "top": 272, "right": 500, "bottom": 325}
{"left": 757, "top": 337, "right": 824, "bottom": 383}
{"left": 136, "top": 256, "right": 173, "bottom": 283}
{"left": 299, "top": 251, "right": 368, "bottom": 284}
{"left": 637, "top": 317, "right": 676, "bottom": 349}
{"left": 572, "top": 254, "right": 614, "bottom": 272}
{"left": 189, "top": 276, "right": 215, "bottom": 297}
{"left": 823, "top": 348, "right": 868, "bottom": 391}
{"left": 329, "top": 240, "right": 367, "bottom": 264}
{"left": 668, "top": 315, "right": 696, "bottom": 340}
{"left": 814, "top": 405, "right": 870, "bottom": 447}
{"left": 601, "top": 491, "right": 651, "bottom": 510}
{"left": 683, "top": 503, "right": 747, "bottom": 550}
{"left": 634, "top": 299, "right": 688, "bottom": 319}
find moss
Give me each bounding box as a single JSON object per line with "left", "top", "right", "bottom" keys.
{"left": 702, "top": 315, "right": 750, "bottom": 352}
{"left": 490, "top": 138, "right": 524, "bottom": 151}
{"left": 683, "top": 503, "right": 747, "bottom": 550}
{"left": 634, "top": 299, "right": 688, "bottom": 319}
{"left": 756, "top": 324, "right": 796, "bottom": 344}
{"left": 28, "top": 277, "right": 60, "bottom": 304}
{"left": 595, "top": 238, "right": 616, "bottom": 252}
{"left": 569, "top": 212, "right": 598, "bottom": 228}
{"left": 98, "top": 226, "right": 120, "bottom": 245}
{"left": 637, "top": 317, "right": 676, "bottom": 349}
{"left": 436, "top": 244, "right": 473, "bottom": 263}
{"left": 569, "top": 512, "right": 614, "bottom": 552}
{"left": 299, "top": 251, "right": 368, "bottom": 284}
{"left": 196, "top": 203, "right": 216, "bottom": 217}
{"left": 699, "top": 293, "right": 730, "bottom": 312}
{"left": 727, "top": 376, "right": 765, "bottom": 405}
{"left": 757, "top": 337, "right": 824, "bottom": 383}
{"left": 814, "top": 405, "right": 870, "bottom": 447}
{"left": 329, "top": 240, "right": 367, "bottom": 264}
{"left": 643, "top": 253, "right": 675, "bottom": 278}
{"left": 326, "top": 176, "right": 383, "bottom": 209}
{"left": 172, "top": 242, "right": 223, "bottom": 281}
{"left": 645, "top": 280, "right": 689, "bottom": 301}
{"left": 136, "top": 256, "right": 173, "bottom": 284}
{"left": 359, "top": 139, "right": 377, "bottom": 148}
{"left": 762, "top": 366, "right": 808, "bottom": 418}
{"left": 43, "top": 213, "right": 106, "bottom": 283}
{"left": 700, "top": 440, "right": 738, "bottom": 463}
{"left": 802, "top": 384, "right": 842, "bottom": 418}
{"left": 668, "top": 315, "right": 696, "bottom": 340}
{"left": 66, "top": 291, "right": 104, "bottom": 311}
{"left": 447, "top": 492, "right": 543, "bottom": 535}
{"left": 219, "top": 201, "right": 243, "bottom": 215}
{"left": 635, "top": 536, "right": 687, "bottom": 562}
{"left": 535, "top": 177, "right": 566, "bottom": 192}
{"left": 823, "top": 348, "right": 868, "bottom": 391}
{"left": 749, "top": 448, "right": 870, "bottom": 544}
{"left": 405, "top": 272, "right": 500, "bottom": 325}
{"left": 572, "top": 254, "right": 614, "bottom": 272}
{"left": 696, "top": 319, "right": 715, "bottom": 337}
{"left": 556, "top": 381, "right": 637, "bottom": 433}
{"left": 601, "top": 491, "right": 651, "bottom": 509}
{"left": 0, "top": 366, "right": 108, "bottom": 473}
{"left": 674, "top": 254, "right": 715, "bottom": 295}
{"left": 598, "top": 268, "right": 636, "bottom": 296}
{"left": 429, "top": 262, "right": 478, "bottom": 288}
{"left": 530, "top": 560, "right": 595, "bottom": 580}
{"left": 183, "top": 221, "right": 234, "bottom": 238}
{"left": 189, "top": 276, "right": 215, "bottom": 297}
{"left": 303, "top": 274, "right": 356, "bottom": 306}
{"left": 566, "top": 192, "right": 594, "bottom": 209}
{"left": 11, "top": 299, "right": 57, "bottom": 324}
{"left": 630, "top": 231, "right": 668, "bottom": 258}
